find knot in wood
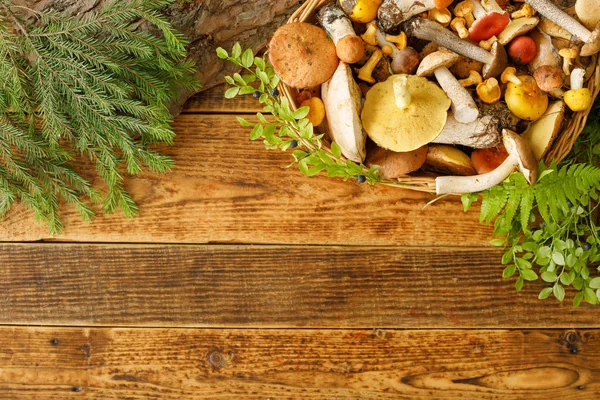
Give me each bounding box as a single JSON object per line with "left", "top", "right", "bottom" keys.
{"left": 559, "top": 330, "right": 583, "bottom": 354}
{"left": 207, "top": 347, "right": 233, "bottom": 369}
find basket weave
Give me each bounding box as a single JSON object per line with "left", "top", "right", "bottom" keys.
{"left": 279, "top": 0, "right": 600, "bottom": 193}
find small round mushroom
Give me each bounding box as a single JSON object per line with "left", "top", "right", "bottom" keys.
{"left": 365, "top": 143, "right": 428, "bottom": 179}
{"left": 564, "top": 67, "right": 593, "bottom": 111}
{"left": 339, "top": 0, "right": 383, "bottom": 23}
{"left": 429, "top": 8, "right": 452, "bottom": 26}
{"left": 454, "top": 1, "right": 476, "bottom": 27}
{"left": 417, "top": 48, "right": 479, "bottom": 123}
{"left": 508, "top": 36, "right": 537, "bottom": 64}
{"left": 392, "top": 47, "right": 420, "bottom": 74}
{"left": 471, "top": 145, "right": 509, "bottom": 174}
{"left": 459, "top": 70, "right": 484, "bottom": 87}
{"left": 525, "top": 0, "right": 600, "bottom": 56}
{"left": 477, "top": 77, "right": 502, "bottom": 103}
{"left": 479, "top": 36, "right": 498, "bottom": 51}
{"left": 317, "top": 4, "right": 365, "bottom": 64}
{"left": 533, "top": 65, "right": 564, "bottom": 92}
{"left": 406, "top": 18, "right": 508, "bottom": 79}
{"left": 505, "top": 74, "right": 549, "bottom": 120}
{"left": 469, "top": 0, "right": 511, "bottom": 41}
{"left": 435, "top": 129, "right": 538, "bottom": 195}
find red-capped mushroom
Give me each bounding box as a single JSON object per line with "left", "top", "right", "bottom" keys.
{"left": 469, "top": 0, "right": 511, "bottom": 41}
{"left": 508, "top": 36, "right": 537, "bottom": 64}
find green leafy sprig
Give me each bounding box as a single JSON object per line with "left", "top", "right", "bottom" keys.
{"left": 463, "top": 161, "right": 600, "bottom": 305}
{"left": 217, "top": 44, "right": 387, "bottom": 184}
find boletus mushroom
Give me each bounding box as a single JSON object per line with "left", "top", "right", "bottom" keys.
{"left": 417, "top": 48, "right": 479, "bottom": 123}
{"left": 378, "top": 0, "right": 453, "bottom": 31}
{"left": 361, "top": 74, "right": 451, "bottom": 152}
{"left": 321, "top": 62, "right": 367, "bottom": 162}
{"left": 406, "top": 18, "right": 508, "bottom": 79}
{"left": 436, "top": 129, "right": 538, "bottom": 194}
{"left": 318, "top": 3, "right": 366, "bottom": 64}
{"left": 365, "top": 143, "right": 428, "bottom": 179}
{"left": 425, "top": 144, "right": 477, "bottom": 175}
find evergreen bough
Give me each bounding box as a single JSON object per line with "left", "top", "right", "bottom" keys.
{"left": 0, "top": 0, "right": 197, "bottom": 232}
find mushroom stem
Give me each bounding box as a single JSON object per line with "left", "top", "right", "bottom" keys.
{"left": 393, "top": 75, "right": 412, "bottom": 109}
{"left": 357, "top": 50, "right": 383, "bottom": 83}
{"left": 433, "top": 114, "right": 500, "bottom": 148}
{"left": 471, "top": 0, "right": 487, "bottom": 19}
{"left": 571, "top": 67, "right": 586, "bottom": 90}
{"left": 481, "top": 0, "right": 504, "bottom": 14}
{"left": 436, "top": 151, "right": 518, "bottom": 194}
{"left": 525, "top": 0, "right": 590, "bottom": 42}
{"left": 407, "top": 18, "right": 494, "bottom": 64}
{"left": 434, "top": 67, "right": 479, "bottom": 123}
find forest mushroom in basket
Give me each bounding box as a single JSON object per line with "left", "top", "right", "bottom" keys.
{"left": 361, "top": 74, "right": 451, "bottom": 152}
{"left": 508, "top": 36, "right": 538, "bottom": 64}
{"left": 454, "top": 1, "right": 476, "bottom": 28}
{"left": 533, "top": 65, "right": 565, "bottom": 97}
{"left": 417, "top": 48, "right": 479, "bottom": 123}
{"left": 365, "top": 143, "right": 428, "bottom": 179}
{"left": 477, "top": 77, "right": 502, "bottom": 103}
{"left": 528, "top": 28, "right": 561, "bottom": 72}
{"left": 377, "top": 0, "right": 453, "bottom": 31}
{"left": 425, "top": 144, "right": 477, "bottom": 176}
{"left": 564, "top": 67, "right": 594, "bottom": 111}
{"left": 339, "top": 0, "right": 383, "bottom": 23}
{"left": 575, "top": 0, "right": 600, "bottom": 31}
{"left": 318, "top": 3, "right": 365, "bottom": 64}
{"left": 433, "top": 114, "right": 501, "bottom": 148}
{"left": 321, "top": 62, "right": 367, "bottom": 162}
{"left": 504, "top": 74, "right": 549, "bottom": 120}
{"left": 469, "top": 0, "right": 511, "bottom": 41}
{"left": 459, "top": 70, "right": 484, "bottom": 87}
{"left": 525, "top": 0, "right": 600, "bottom": 56}
{"left": 435, "top": 129, "right": 538, "bottom": 195}
{"left": 406, "top": 18, "right": 508, "bottom": 79}
{"left": 522, "top": 100, "right": 565, "bottom": 159}
{"left": 497, "top": 17, "right": 539, "bottom": 46}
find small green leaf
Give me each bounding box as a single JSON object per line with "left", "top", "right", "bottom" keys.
{"left": 293, "top": 106, "right": 311, "bottom": 120}
{"left": 239, "top": 86, "right": 255, "bottom": 95}
{"left": 241, "top": 49, "right": 254, "bottom": 68}
{"left": 538, "top": 169, "right": 554, "bottom": 180}
{"left": 552, "top": 251, "right": 565, "bottom": 266}
{"left": 554, "top": 239, "right": 567, "bottom": 251}
{"left": 224, "top": 87, "right": 240, "bottom": 99}
{"left": 501, "top": 250, "right": 513, "bottom": 265}
{"left": 521, "top": 269, "right": 538, "bottom": 281}
{"left": 541, "top": 270, "right": 557, "bottom": 283}
{"left": 516, "top": 276, "right": 524, "bottom": 291}
{"left": 515, "top": 257, "right": 532, "bottom": 270}
{"left": 250, "top": 124, "right": 263, "bottom": 140}
{"left": 216, "top": 47, "right": 228, "bottom": 59}
{"left": 536, "top": 246, "right": 551, "bottom": 259}
{"left": 331, "top": 142, "right": 342, "bottom": 159}
{"left": 231, "top": 43, "right": 242, "bottom": 58}
{"left": 243, "top": 74, "right": 256, "bottom": 84}
{"left": 584, "top": 288, "right": 598, "bottom": 304}
{"left": 224, "top": 76, "right": 235, "bottom": 85}
{"left": 574, "top": 291, "right": 584, "bottom": 307}
{"left": 254, "top": 56, "right": 266, "bottom": 70}
{"left": 490, "top": 239, "right": 505, "bottom": 246}
{"left": 553, "top": 284, "right": 565, "bottom": 301}
{"left": 538, "top": 287, "right": 553, "bottom": 300}
{"left": 271, "top": 75, "right": 281, "bottom": 88}
{"left": 502, "top": 264, "right": 516, "bottom": 278}
{"left": 589, "top": 277, "right": 600, "bottom": 289}
{"left": 236, "top": 117, "right": 253, "bottom": 127}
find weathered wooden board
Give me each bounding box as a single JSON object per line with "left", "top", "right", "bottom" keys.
{"left": 0, "top": 243, "right": 594, "bottom": 328}
{"left": 183, "top": 84, "right": 262, "bottom": 113}
{"left": 0, "top": 327, "right": 597, "bottom": 399}
{"left": 0, "top": 115, "right": 494, "bottom": 245}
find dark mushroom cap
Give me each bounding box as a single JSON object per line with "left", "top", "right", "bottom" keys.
{"left": 482, "top": 42, "right": 508, "bottom": 79}
{"left": 502, "top": 129, "right": 538, "bottom": 184}
{"left": 416, "top": 48, "right": 460, "bottom": 76}
{"left": 581, "top": 22, "right": 600, "bottom": 57}
{"left": 533, "top": 65, "right": 564, "bottom": 92}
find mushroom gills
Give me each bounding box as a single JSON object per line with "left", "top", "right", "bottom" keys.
{"left": 321, "top": 61, "right": 367, "bottom": 162}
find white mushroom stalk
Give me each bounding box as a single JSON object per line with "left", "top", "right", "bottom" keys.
{"left": 571, "top": 67, "right": 586, "bottom": 90}
{"left": 434, "top": 67, "right": 479, "bottom": 123}
{"left": 321, "top": 62, "right": 367, "bottom": 162}
{"left": 436, "top": 129, "right": 538, "bottom": 194}
{"left": 318, "top": 5, "right": 356, "bottom": 45}
{"left": 433, "top": 114, "right": 500, "bottom": 148}
{"left": 525, "top": 0, "right": 600, "bottom": 56}
{"left": 393, "top": 76, "right": 412, "bottom": 109}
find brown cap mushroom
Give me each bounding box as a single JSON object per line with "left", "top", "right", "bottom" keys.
{"left": 406, "top": 18, "right": 508, "bottom": 79}
{"left": 575, "top": 0, "right": 600, "bottom": 30}
{"left": 435, "top": 129, "right": 538, "bottom": 194}
{"left": 361, "top": 74, "right": 451, "bottom": 152}
{"left": 533, "top": 65, "right": 564, "bottom": 92}
{"left": 317, "top": 4, "right": 365, "bottom": 64}
{"left": 425, "top": 144, "right": 477, "bottom": 176}
{"left": 522, "top": 100, "right": 565, "bottom": 159}
{"left": 392, "top": 47, "right": 420, "bottom": 74}
{"left": 417, "top": 48, "right": 479, "bottom": 123}
{"left": 365, "top": 143, "right": 428, "bottom": 179}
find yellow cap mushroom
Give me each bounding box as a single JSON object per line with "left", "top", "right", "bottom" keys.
{"left": 564, "top": 67, "right": 593, "bottom": 111}
{"left": 504, "top": 75, "right": 549, "bottom": 120}
{"left": 361, "top": 75, "right": 451, "bottom": 152}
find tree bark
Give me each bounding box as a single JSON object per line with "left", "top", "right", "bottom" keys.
{"left": 14, "top": 0, "right": 300, "bottom": 115}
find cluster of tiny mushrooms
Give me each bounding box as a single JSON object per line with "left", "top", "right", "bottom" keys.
{"left": 266, "top": 0, "right": 599, "bottom": 195}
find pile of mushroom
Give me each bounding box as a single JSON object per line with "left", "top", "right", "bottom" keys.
{"left": 268, "top": 0, "right": 599, "bottom": 194}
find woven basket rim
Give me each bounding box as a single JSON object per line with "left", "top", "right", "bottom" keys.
{"left": 280, "top": 0, "right": 600, "bottom": 193}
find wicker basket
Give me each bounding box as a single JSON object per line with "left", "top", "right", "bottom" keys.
{"left": 278, "top": 0, "right": 600, "bottom": 193}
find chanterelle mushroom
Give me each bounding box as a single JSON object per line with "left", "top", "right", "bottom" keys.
{"left": 417, "top": 48, "right": 479, "bottom": 123}
{"left": 361, "top": 74, "right": 451, "bottom": 152}
{"left": 406, "top": 18, "right": 508, "bottom": 79}
{"left": 321, "top": 62, "right": 367, "bottom": 162}
{"left": 525, "top": 0, "right": 600, "bottom": 56}
{"left": 435, "top": 129, "right": 538, "bottom": 194}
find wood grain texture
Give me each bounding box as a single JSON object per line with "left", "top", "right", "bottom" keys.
{"left": 0, "top": 243, "right": 596, "bottom": 328}
{"left": 0, "top": 114, "right": 493, "bottom": 244}
{"left": 0, "top": 326, "right": 598, "bottom": 399}
{"left": 183, "top": 84, "right": 262, "bottom": 113}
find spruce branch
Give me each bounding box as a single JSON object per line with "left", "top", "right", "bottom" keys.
{"left": 0, "top": 0, "right": 198, "bottom": 232}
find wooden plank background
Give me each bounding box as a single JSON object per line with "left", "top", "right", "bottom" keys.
{"left": 1, "top": 84, "right": 598, "bottom": 399}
